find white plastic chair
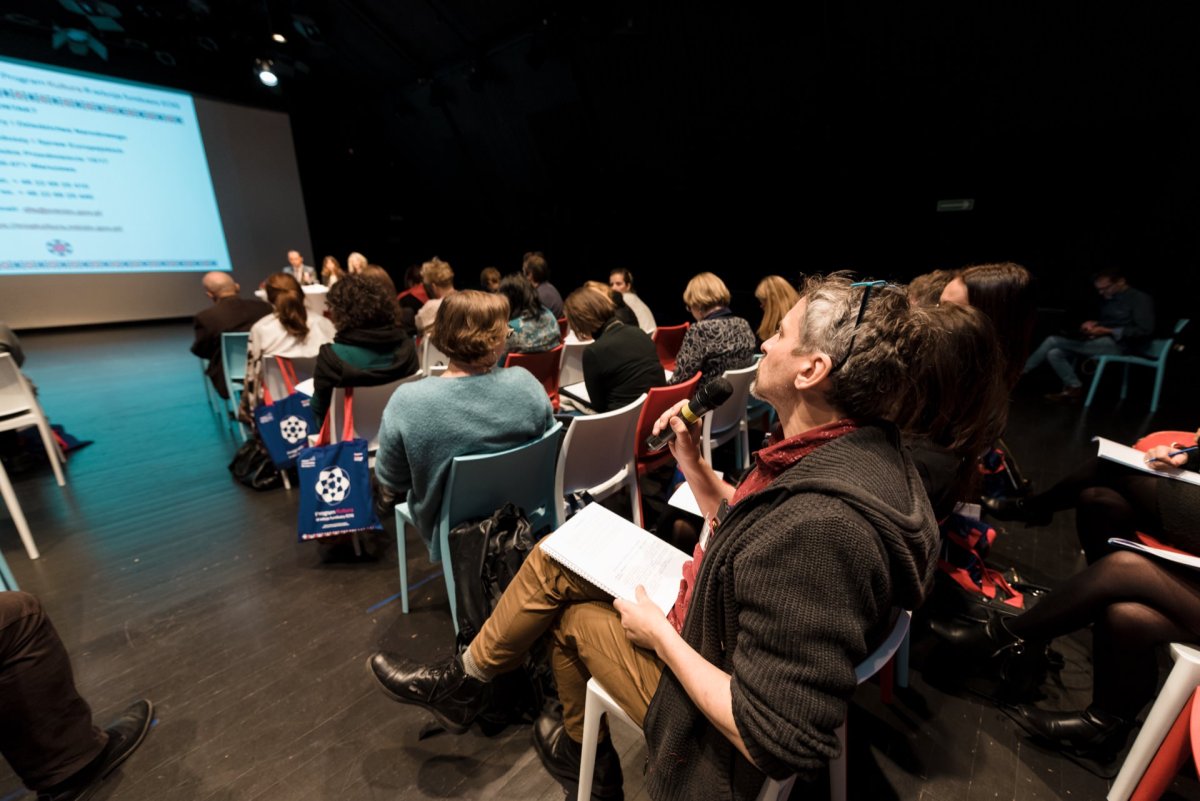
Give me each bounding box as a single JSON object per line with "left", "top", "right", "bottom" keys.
{"left": 220, "top": 332, "right": 250, "bottom": 441}
{"left": 1108, "top": 643, "right": 1200, "bottom": 801}
{"left": 261, "top": 355, "right": 317, "bottom": 403}
{"left": 420, "top": 336, "right": 451, "bottom": 377}
{"left": 701, "top": 363, "right": 758, "bottom": 470}
{"left": 0, "top": 354, "right": 65, "bottom": 491}
{"left": 559, "top": 341, "right": 590, "bottom": 388}
{"left": 395, "top": 423, "right": 563, "bottom": 632}
{"left": 0, "top": 457, "right": 37, "bottom": 561}
{"left": 555, "top": 394, "right": 645, "bottom": 526}
{"left": 577, "top": 609, "right": 911, "bottom": 801}
{"left": 329, "top": 373, "right": 424, "bottom": 461}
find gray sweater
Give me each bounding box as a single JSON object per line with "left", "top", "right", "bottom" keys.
{"left": 642, "top": 424, "right": 939, "bottom": 801}
{"left": 374, "top": 368, "right": 554, "bottom": 562}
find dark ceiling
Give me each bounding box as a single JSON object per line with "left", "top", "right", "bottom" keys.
{"left": 2, "top": 2, "right": 1198, "bottom": 315}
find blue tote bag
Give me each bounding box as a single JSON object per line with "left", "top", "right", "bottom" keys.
{"left": 297, "top": 389, "right": 383, "bottom": 542}
{"left": 254, "top": 357, "right": 317, "bottom": 470}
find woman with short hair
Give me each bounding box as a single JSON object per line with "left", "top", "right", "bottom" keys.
{"left": 564, "top": 287, "right": 665, "bottom": 413}
{"left": 375, "top": 291, "right": 556, "bottom": 560}
{"left": 669, "top": 272, "right": 757, "bottom": 389}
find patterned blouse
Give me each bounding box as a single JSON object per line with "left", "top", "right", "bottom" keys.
{"left": 668, "top": 308, "right": 757, "bottom": 389}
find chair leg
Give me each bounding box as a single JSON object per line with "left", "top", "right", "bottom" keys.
{"left": 0, "top": 551, "right": 18, "bottom": 590}
{"left": 394, "top": 506, "right": 410, "bottom": 614}
{"left": 578, "top": 684, "right": 605, "bottom": 801}
{"left": 1108, "top": 649, "right": 1200, "bottom": 801}
{"left": 1128, "top": 693, "right": 1196, "bottom": 801}
{"left": 0, "top": 463, "right": 38, "bottom": 559}
{"left": 1085, "top": 360, "right": 1107, "bottom": 408}
{"left": 829, "top": 719, "right": 848, "bottom": 801}
{"left": 1120, "top": 363, "right": 1130, "bottom": 401}
{"left": 1151, "top": 363, "right": 1167, "bottom": 414}
{"left": 35, "top": 419, "right": 65, "bottom": 487}
{"left": 440, "top": 524, "right": 459, "bottom": 635}
{"left": 895, "top": 628, "right": 911, "bottom": 689}
{"left": 281, "top": 470, "right": 291, "bottom": 491}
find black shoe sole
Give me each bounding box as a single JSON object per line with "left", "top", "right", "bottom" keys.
{"left": 364, "top": 656, "right": 471, "bottom": 735}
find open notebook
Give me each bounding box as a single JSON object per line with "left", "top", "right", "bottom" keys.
{"left": 539, "top": 502, "right": 690, "bottom": 612}
{"left": 1109, "top": 538, "right": 1200, "bottom": 571}
{"left": 1093, "top": 437, "right": 1200, "bottom": 486}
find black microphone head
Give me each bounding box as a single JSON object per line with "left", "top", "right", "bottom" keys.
{"left": 693, "top": 377, "right": 734, "bottom": 409}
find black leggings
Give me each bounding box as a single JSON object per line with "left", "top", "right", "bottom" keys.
{"left": 1029, "top": 456, "right": 1163, "bottom": 562}
{"left": 1008, "top": 550, "right": 1200, "bottom": 719}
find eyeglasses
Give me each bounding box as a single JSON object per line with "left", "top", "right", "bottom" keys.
{"left": 829, "top": 280, "right": 887, "bottom": 374}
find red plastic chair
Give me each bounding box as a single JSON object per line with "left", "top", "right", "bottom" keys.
{"left": 557, "top": 317, "right": 570, "bottom": 341}
{"left": 505, "top": 345, "right": 564, "bottom": 411}
{"left": 652, "top": 323, "right": 690, "bottom": 372}
{"left": 1124, "top": 686, "right": 1200, "bottom": 801}
{"left": 632, "top": 373, "right": 702, "bottom": 522}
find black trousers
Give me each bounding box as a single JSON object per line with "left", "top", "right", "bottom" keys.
{"left": 0, "top": 592, "right": 106, "bottom": 791}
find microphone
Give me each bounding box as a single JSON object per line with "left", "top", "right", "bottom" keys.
{"left": 644, "top": 377, "right": 735, "bottom": 453}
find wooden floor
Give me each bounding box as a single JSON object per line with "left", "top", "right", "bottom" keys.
{"left": 1, "top": 321, "right": 1198, "bottom": 801}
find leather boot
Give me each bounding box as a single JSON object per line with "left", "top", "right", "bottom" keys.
{"left": 38, "top": 699, "right": 154, "bottom": 801}
{"left": 980, "top": 496, "right": 1053, "bottom": 527}
{"left": 532, "top": 710, "right": 624, "bottom": 801}
{"left": 367, "top": 652, "right": 490, "bottom": 734}
{"left": 1014, "top": 705, "right": 1131, "bottom": 760}
{"left": 930, "top": 612, "right": 1025, "bottom": 659}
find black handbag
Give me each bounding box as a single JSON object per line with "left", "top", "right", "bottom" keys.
{"left": 228, "top": 438, "right": 283, "bottom": 491}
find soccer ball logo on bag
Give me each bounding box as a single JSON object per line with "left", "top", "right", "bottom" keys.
{"left": 279, "top": 415, "right": 309, "bottom": 444}
{"left": 315, "top": 467, "right": 351, "bottom": 504}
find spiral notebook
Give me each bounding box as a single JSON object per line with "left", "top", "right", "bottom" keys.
{"left": 539, "top": 502, "right": 691, "bottom": 612}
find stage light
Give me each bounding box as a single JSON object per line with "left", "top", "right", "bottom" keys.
{"left": 271, "top": 33, "right": 286, "bottom": 43}
{"left": 256, "top": 58, "right": 278, "bottom": 87}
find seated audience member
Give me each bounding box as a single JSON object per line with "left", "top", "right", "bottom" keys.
{"left": 310, "top": 275, "right": 420, "bottom": 423}
{"left": 907, "top": 269, "right": 956, "bottom": 308}
{"left": 320, "top": 255, "right": 346, "bottom": 287}
{"left": 284, "top": 249, "right": 317, "bottom": 285}
{"left": 374, "top": 291, "right": 555, "bottom": 561}
{"left": 397, "top": 264, "right": 429, "bottom": 336}
{"left": 1020, "top": 267, "right": 1155, "bottom": 402}
{"left": 346, "top": 252, "right": 369, "bottom": 275}
{"left": 480, "top": 267, "right": 501, "bottom": 293}
{"left": 584, "top": 280, "right": 639, "bottom": 328}
{"left": 240, "top": 273, "right": 336, "bottom": 418}
{"left": 564, "top": 286, "right": 666, "bottom": 414}
{"left": 360, "top": 264, "right": 402, "bottom": 318}
{"left": 937, "top": 430, "right": 1200, "bottom": 758}
{"left": 940, "top": 262, "right": 1037, "bottom": 389}
{"left": 1, "top": 591, "right": 153, "bottom": 801}
{"left": 669, "top": 272, "right": 757, "bottom": 390}
{"left": 522, "top": 251, "right": 564, "bottom": 318}
{"left": 609, "top": 268, "right": 657, "bottom": 334}
{"left": 190, "top": 272, "right": 272, "bottom": 399}
{"left": 368, "top": 276, "right": 940, "bottom": 800}
{"left": 754, "top": 275, "right": 799, "bottom": 345}
{"left": 414, "top": 257, "right": 456, "bottom": 334}
{"left": 498, "top": 274, "right": 561, "bottom": 361}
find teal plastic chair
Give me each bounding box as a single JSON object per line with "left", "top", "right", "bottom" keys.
{"left": 0, "top": 548, "right": 16, "bottom": 590}
{"left": 1084, "top": 319, "right": 1189, "bottom": 413}
{"left": 394, "top": 422, "right": 564, "bottom": 633}
{"left": 220, "top": 332, "right": 251, "bottom": 441}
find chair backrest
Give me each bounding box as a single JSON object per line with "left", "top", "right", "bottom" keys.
{"left": 635, "top": 372, "right": 703, "bottom": 462}
{"left": 441, "top": 422, "right": 564, "bottom": 537}
{"left": 705, "top": 362, "right": 759, "bottom": 437}
{"left": 558, "top": 316, "right": 570, "bottom": 341}
{"left": 421, "top": 336, "right": 451, "bottom": 376}
{"left": 329, "top": 372, "right": 424, "bottom": 450}
{"left": 262, "top": 355, "right": 317, "bottom": 402}
{"left": 1144, "top": 318, "right": 1191, "bottom": 363}
{"left": 854, "top": 610, "right": 912, "bottom": 683}
{"left": 0, "top": 354, "right": 33, "bottom": 415}
{"left": 221, "top": 332, "right": 250, "bottom": 385}
{"left": 504, "top": 345, "right": 564, "bottom": 410}
{"left": 652, "top": 323, "right": 690, "bottom": 370}
{"left": 559, "top": 341, "right": 590, "bottom": 387}
{"left": 556, "top": 394, "right": 646, "bottom": 499}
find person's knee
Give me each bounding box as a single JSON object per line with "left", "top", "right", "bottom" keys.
{"left": 1102, "top": 601, "right": 1163, "bottom": 648}
{"left": 0, "top": 591, "right": 43, "bottom": 629}
{"left": 1078, "top": 486, "right": 1123, "bottom": 512}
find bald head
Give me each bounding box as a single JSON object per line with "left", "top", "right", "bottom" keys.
{"left": 202, "top": 271, "right": 239, "bottom": 302}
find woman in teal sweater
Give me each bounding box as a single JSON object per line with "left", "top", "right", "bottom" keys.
{"left": 375, "top": 290, "right": 555, "bottom": 561}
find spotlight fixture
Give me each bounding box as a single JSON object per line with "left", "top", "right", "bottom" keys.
{"left": 255, "top": 58, "right": 278, "bottom": 87}
{"left": 271, "top": 32, "right": 286, "bottom": 43}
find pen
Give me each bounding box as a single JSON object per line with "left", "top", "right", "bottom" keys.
{"left": 1145, "top": 445, "right": 1199, "bottom": 464}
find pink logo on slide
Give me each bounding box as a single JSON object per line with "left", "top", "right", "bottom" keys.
{"left": 46, "top": 240, "right": 72, "bottom": 256}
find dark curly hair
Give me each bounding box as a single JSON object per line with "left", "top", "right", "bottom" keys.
{"left": 326, "top": 274, "right": 397, "bottom": 332}
{"left": 498, "top": 273, "right": 542, "bottom": 320}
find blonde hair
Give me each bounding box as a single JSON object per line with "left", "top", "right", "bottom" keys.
{"left": 565, "top": 287, "right": 616, "bottom": 339}
{"left": 347, "top": 252, "right": 368, "bottom": 273}
{"left": 683, "top": 272, "right": 731, "bottom": 311}
{"left": 421, "top": 256, "right": 455, "bottom": 289}
{"left": 754, "top": 275, "right": 799, "bottom": 341}
{"left": 432, "top": 290, "right": 510, "bottom": 368}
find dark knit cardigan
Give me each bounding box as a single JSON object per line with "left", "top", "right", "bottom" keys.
{"left": 642, "top": 424, "right": 940, "bottom": 801}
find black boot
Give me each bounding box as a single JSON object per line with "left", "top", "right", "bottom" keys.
{"left": 981, "top": 496, "right": 1053, "bottom": 527}
{"left": 1014, "top": 705, "right": 1131, "bottom": 760}
{"left": 367, "top": 652, "right": 490, "bottom": 734}
{"left": 532, "top": 710, "right": 624, "bottom": 801}
{"left": 930, "top": 612, "right": 1025, "bottom": 659}
{"left": 38, "top": 699, "right": 154, "bottom": 801}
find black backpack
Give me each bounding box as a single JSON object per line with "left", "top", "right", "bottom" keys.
{"left": 447, "top": 503, "right": 557, "bottom": 732}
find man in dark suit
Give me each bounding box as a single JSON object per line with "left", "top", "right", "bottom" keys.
{"left": 191, "top": 271, "right": 271, "bottom": 399}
